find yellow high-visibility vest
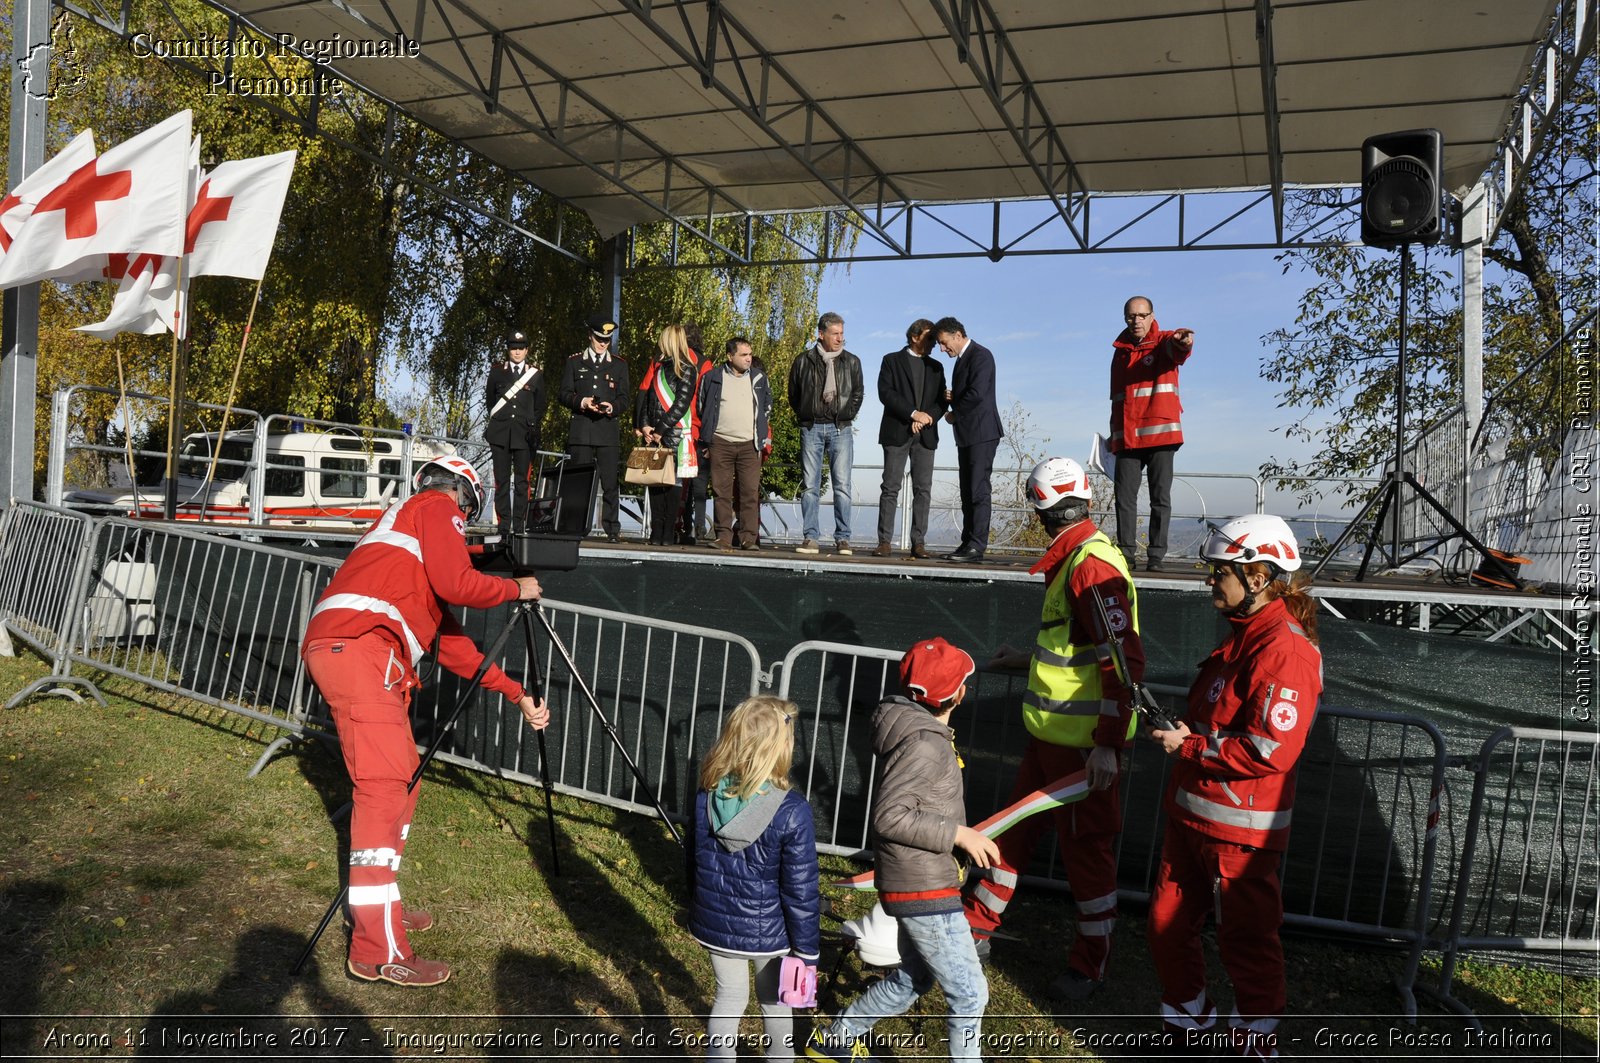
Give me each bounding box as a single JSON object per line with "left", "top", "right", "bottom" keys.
{"left": 1022, "top": 531, "right": 1140, "bottom": 748}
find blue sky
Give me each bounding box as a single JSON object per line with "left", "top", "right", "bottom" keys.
{"left": 816, "top": 240, "right": 1354, "bottom": 519}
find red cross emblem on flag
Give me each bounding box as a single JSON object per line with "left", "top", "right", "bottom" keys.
{"left": 185, "top": 179, "right": 233, "bottom": 254}
{"left": 32, "top": 159, "right": 132, "bottom": 240}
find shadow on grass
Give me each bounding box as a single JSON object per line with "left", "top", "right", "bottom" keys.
{"left": 493, "top": 805, "right": 696, "bottom": 1058}
{"left": 0, "top": 879, "right": 68, "bottom": 1057}
{"left": 134, "top": 925, "right": 391, "bottom": 1058}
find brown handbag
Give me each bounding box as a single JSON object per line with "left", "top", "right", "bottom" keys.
{"left": 624, "top": 445, "right": 676, "bottom": 486}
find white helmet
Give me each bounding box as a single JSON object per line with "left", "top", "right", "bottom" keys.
{"left": 1201, "top": 513, "right": 1301, "bottom": 574}
{"left": 1026, "top": 457, "right": 1092, "bottom": 509}
{"left": 414, "top": 456, "right": 486, "bottom": 522}
{"left": 840, "top": 900, "right": 901, "bottom": 967}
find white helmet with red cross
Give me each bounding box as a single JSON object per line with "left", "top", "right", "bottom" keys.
{"left": 1026, "top": 457, "right": 1092, "bottom": 510}
{"left": 1201, "top": 513, "right": 1302, "bottom": 574}
{"left": 414, "top": 455, "right": 486, "bottom": 522}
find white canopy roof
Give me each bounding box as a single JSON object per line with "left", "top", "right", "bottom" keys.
{"left": 217, "top": 0, "right": 1556, "bottom": 242}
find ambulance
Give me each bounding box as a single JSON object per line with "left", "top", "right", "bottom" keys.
{"left": 69, "top": 429, "right": 461, "bottom": 528}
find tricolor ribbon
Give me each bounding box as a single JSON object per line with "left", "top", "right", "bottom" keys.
{"left": 833, "top": 770, "right": 1090, "bottom": 890}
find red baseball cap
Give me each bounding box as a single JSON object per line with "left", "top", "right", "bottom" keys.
{"left": 899, "top": 637, "right": 975, "bottom": 709}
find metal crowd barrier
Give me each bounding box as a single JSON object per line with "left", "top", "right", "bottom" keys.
{"left": 0, "top": 502, "right": 108, "bottom": 707}
{"left": 1429, "top": 726, "right": 1600, "bottom": 1015}
{"left": 60, "top": 516, "right": 341, "bottom": 752}
{"left": 0, "top": 500, "right": 1588, "bottom": 1011}
{"left": 775, "top": 640, "right": 1451, "bottom": 1016}
{"left": 400, "top": 599, "right": 765, "bottom": 824}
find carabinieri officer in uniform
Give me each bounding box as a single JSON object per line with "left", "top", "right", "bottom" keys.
{"left": 559, "top": 313, "right": 629, "bottom": 541}
{"left": 484, "top": 329, "right": 546, "bottom": 537}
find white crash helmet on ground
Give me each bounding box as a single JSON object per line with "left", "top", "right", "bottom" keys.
{"left": 1026, "top": 457, "right": 1092, "bottom": 509}
{"left": 414, "top": 456, "right": 486, "bottom": 522}
{"left": 840, "top": 900, "right": 901, "bottom": 967}
{"left": 1201, "top": 513, "right": 1302, "bottom": 576}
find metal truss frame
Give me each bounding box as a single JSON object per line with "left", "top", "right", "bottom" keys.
{"left": 61, "top": 0, "right": 600, "bottom": 266}
{"left": 924, "top": 0, "right": 1091, "bottom": 248}
{"left": 1314, "top": 588, "right": 1585, "bottom": 653}
{"left": 1480, "top": 0, "right": 1596, "bottom": 241}
{"left": 631, "top": 184, "right": 1363, "bottom": 269}
{"left": 617, "top": 0, "right": 914, "bottom": 258}
{"left": 56, "top": 0, "right": 1574, "bottom": 271}
{"left": 55, "top": 0, "right": 1369, "bottom": 272}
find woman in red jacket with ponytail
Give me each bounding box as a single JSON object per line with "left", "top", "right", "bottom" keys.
{"left": 1146, "top": 513, "right": 1322, "bottom": 1060}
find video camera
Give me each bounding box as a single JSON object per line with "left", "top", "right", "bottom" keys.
{"left": 476, "top": 453, "right": 598, "bottom": 575}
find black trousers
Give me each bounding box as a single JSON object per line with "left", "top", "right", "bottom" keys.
{"left": 647, "top": 481, "right": 684, "bottom": 545}
{"left": 490, "top": 444, "right": 532, "bottom": 532}
{"left": 568, "top": 443, "right": 620, "bottom": 535}
{"left": 957, "top": 438, "right": 999, "bottom": 556}
{"left": 676, "top": 441, "right": 710, "bottom": 540}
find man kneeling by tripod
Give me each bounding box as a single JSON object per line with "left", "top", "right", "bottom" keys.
{"left": 302, "top": 456, "right": 548, "bottom": 987}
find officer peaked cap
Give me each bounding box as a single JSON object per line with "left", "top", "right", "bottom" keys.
{"left": 507, "top": 330, "right": 530, "bottom": 349}
{"left": 587, "top": 313, "right": 619, "bottom": 340}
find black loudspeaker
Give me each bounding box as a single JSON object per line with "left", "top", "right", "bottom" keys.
{"left": 1360, "top": 129, "right": 1444, "bottom": 248}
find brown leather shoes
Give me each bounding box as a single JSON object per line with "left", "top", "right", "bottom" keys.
{"left": 910, "top": 543, "right": 930, "bottom": 559}
{"left": 347, "top": 954, "right": 451, "bottom": 987}
{"left": 872, "top": 542, "right": 893, "bottom": 558}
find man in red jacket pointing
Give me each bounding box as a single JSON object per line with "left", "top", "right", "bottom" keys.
{"left": 302, "top": 456, "right": 547, "bottom": 986}
{"left": 1109, "top": 296, "right": 1194, "bottom": 572}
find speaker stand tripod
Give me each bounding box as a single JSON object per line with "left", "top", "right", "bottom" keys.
{"left": 1309, "top": 243, "right": 1521, "bottom": 589}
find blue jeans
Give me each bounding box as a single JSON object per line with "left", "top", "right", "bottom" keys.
{"left": 800, "top": 422, "right": 853, "bottom": 542}
{"left": 826, "top": 910, "right": 988, "bottom": 1061}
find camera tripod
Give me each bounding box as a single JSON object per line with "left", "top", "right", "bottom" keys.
{"left": 291, "top": 599, "right": 682, "bottom": 975}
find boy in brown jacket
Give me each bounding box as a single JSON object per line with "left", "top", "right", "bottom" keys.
{"left": 806, "top": 637, "right": 1000, "bottom": 1062}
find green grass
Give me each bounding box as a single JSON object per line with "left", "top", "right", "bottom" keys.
{"left": 0, "top": 650, "right": 1594, "bottom": 1060}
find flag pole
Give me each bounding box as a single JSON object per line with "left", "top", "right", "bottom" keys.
{"left": 114, "top": 342, "right": 141, "bottom": 517}
{"left": 202, "top": 274, "right": 264, "bottom": 505}
{"left": 161, "top": 252, "right": 189, "bottom": 520}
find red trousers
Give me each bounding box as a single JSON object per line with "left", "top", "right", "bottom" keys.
{"left": 305, "top": 633, "right": 422, "bottom": 966}
{"left": 1147, "top": 822, "right": 1286, "bottom": 1057}
{"left": 962, "top": 738, "right": 1122, "bottom": 980}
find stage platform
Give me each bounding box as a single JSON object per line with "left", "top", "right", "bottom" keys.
{"left": 560, "top": 537, "right": 1579, "bottom": 654}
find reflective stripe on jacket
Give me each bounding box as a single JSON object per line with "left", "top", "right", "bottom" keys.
{"left": 1023, "top": 531, "right": 1140, "bottom": 748}
{"left": 302, "top": 490, "right": 524, "bottom": 701}
{"left": 1165, "top": 596, "right": 1323, "bottom": 850}
{"left": 1108, "top": 319, "right": 1189, "bottom": 453}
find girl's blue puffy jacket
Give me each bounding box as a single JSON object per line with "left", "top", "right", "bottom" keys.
{"left": 686, "top": 785, "right": 820, "bottom": 959}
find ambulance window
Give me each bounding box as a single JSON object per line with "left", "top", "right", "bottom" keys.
{"left": 177, "top": 439, "right": 251, "bottom": 480}
{"left": 378, "top": 459, "right": 403, "bottom": 490}
{"left": 330, "top": 437, "right": 393, "bottom": 454}
{"left": 320, "top": 457, "right": 369, "bottom": 498}
{"left": 264, "top": 455, "right": 305, "bottom": 496}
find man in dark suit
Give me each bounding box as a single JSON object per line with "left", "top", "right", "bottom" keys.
{"left": 559, "top": 314, "right": 630, "bottom": 541}
{"left": 935, "top": 316, "right": 1003, "bottom": 562}
{"left": 874, "top": 318, "right": 947, "bottom": 559}
{"left": 484, "top": 329, "right": 546, "bottom": 536}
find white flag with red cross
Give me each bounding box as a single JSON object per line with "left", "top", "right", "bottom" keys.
{"left": 187, "top": 150, "right": 297, "bottom": 280}
{"left": 0, "top": 129, "right": 98, "bottom": 263}
{"left": 73, "top": 254, "right": 177, "bottom": 338}
{"left": 0, "top": 110, "right": 191, "bottom": 289}
{"left": 73, "top": 135, "right": 203, "bottom": 339}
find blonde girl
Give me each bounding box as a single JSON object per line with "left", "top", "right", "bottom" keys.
{"left": 686, "top": 697, "right": 820, "bottom": 1062}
